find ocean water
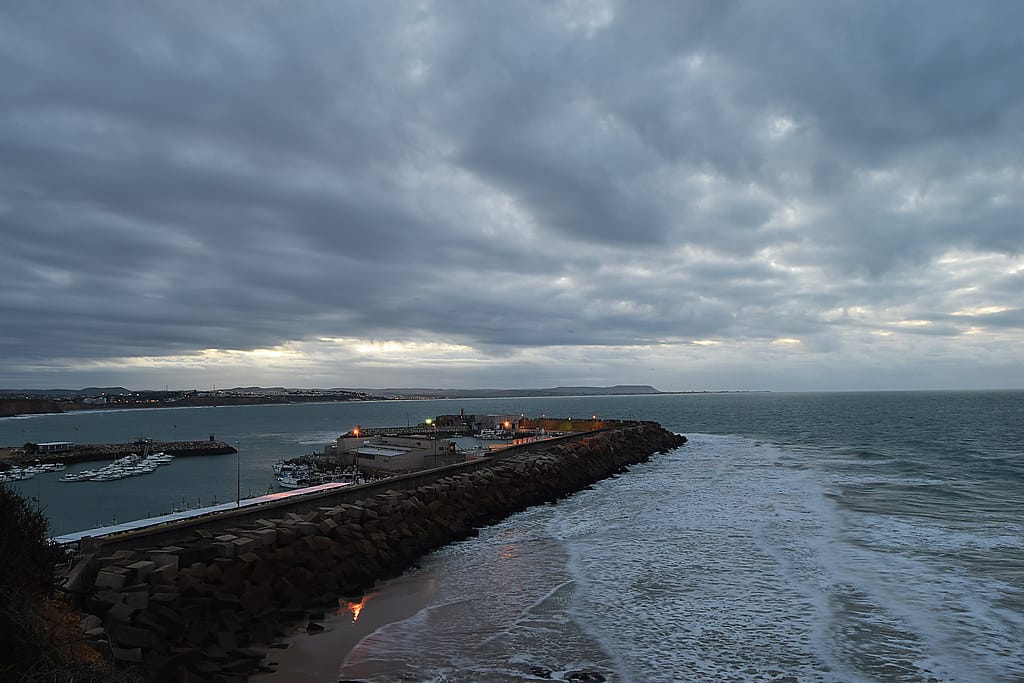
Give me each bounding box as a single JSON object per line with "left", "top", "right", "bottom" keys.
{"left": 3, "top": 391, "right": 1022, "bottom": 680}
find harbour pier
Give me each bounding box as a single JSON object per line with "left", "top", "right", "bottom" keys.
{"left": 3, "top": 438, "right": 236, "bottom": 467}
{"left": 60, "top": 421, "right": 686, "bottom": 681}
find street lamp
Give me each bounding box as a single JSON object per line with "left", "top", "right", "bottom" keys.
{"left": 235, "top": 441, "right": 240, "bottom": 508}
{"left": 425, "top": 418, "right": 437, "bottom": 456}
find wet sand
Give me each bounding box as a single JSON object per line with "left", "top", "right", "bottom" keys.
{"left": 251, "top": 570, "right": 438, "bottom": 682}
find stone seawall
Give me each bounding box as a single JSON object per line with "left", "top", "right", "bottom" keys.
{"left": 10, "top": 440, "right": 237, "bottom": 466}
{"left": 68, "top": 422, "right": 685, "bottom": 681}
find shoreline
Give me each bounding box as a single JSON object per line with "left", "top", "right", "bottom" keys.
{"left": 0, "top": 388, "right": 728, "bottom": 419}
{"left": 252, "top": 569, "right": 439, "bottom": 682}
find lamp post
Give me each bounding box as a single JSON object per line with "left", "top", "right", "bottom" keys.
{"left": 425, "top": 418, "right": 436, "bottom": 456}
{"left": 235, "top": 441, "right": 240, "bottom": 508}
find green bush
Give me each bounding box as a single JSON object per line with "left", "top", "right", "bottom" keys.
{"left": 0, "top": 483, "right": 74, "bottom": 681}
{"left": 0, "top": 482, "right": 62, "bottom": 595}
{"left": 0, "top": 485, "right": 156, "bottom": 682}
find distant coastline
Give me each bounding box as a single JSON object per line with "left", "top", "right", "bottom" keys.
{"left": 0, "top": 385, "right": 763, "bottom": 418}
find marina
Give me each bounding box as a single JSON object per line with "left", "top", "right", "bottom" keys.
{"left": 0, "top": 461, "right": 66, "bottom": 483}
{"left": 58, "top": 451, "right": 175, "bottom": 482}
{"left": 273, "top": 461, "right": 365, "bottom": 489}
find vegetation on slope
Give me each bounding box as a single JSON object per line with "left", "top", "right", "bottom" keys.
{"left": 0, "top": 483, "right": 139, "bottom": 682}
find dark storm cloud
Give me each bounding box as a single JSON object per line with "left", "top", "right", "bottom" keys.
{"left": 1, "top": 1, "right": 1022, "bottom": 389}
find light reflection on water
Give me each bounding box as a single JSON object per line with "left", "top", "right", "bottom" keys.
{"left": 340, "top": 594, "right": 372, "bottom": 623}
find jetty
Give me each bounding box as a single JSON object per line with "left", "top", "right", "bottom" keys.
{"left": 59, "top": 421, "right": 685, "bottom": 681}
{"left": 3, "top": 438, "right": 236, "bottom": 467}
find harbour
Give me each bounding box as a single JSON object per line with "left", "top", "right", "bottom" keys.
{"left": 57, "top": 421, "right": 684, "bottom": 680}
{"left": 2, "top": 391, "right": 1022, "bottom": 682}
{"left": 0, "top": 396, "right": 647, "bottom": 536}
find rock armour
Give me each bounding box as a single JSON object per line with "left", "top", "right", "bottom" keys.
{"left": 69, "top": 422, "right": 686, "bottom": 681}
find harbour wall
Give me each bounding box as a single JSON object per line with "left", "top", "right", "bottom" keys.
{"left": 66, "top": 421, "right": 686, "bottom": 681}
{"left": 7, "top": 439, "right": 237, "bottom": 466}
{"left": 72, "top": 430, "right": 600, "bottom": 552}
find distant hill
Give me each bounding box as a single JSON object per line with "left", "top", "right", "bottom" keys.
{"left": 0, "top": 387, "right": 132, "bottom": 398}
{"left": 356, "top": 385, "right": 665, "bottom": 399}
{"left": 1, "top": 385, "right": 666, "bottom": 403}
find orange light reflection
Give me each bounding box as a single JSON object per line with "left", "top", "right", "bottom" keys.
{"left": 339, "top": 594, "right": 371, "bottom": 623}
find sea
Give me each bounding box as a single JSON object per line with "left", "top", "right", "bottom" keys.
{"left": 2, "top": 391, "right": 1022, "bottom": 682}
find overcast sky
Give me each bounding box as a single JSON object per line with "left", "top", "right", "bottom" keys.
{"left": 2, "top": 2, "right": 1022, "bottom": 392}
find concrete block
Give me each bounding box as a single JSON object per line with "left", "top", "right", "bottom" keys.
{"left": 127, "top": 560, "right": 157, "bottom": 580}
{"left": 205, "top": 562, "right": 224, "bottom": 582}
{"left": 111, "top": 549, "right": 140, "bottom": 562}
{"left": 301, "top": 535, "right": 332, "bottom": 552}
{"left": 150, "top": 547, "right": 184, "bottom": 569}
{"left": 105, "top": 601, "right": 136, "bottom": 626}
{"left": 148, "top": 563, "right": 178, "bottom": 585}
{"left": 213, "top": 541, "right": 236, "bottom": 558}
{"left": 150, "top": 591, "right": 180, "bottom": 606}
{"left": 122, "top": 588, "right": 150, "bottom": 610}
{"left": 81, "top": 614, "right": 102, "bottom": 632}
{"left": 242, "top": 528, "right": 277, "bottom": 547}
{"left": 238, "top": 551, "right": 260, "bottom": 565}
{"left": 63, "top": 553, "right": 99, "bottom": 594}
{"left": 134, "top": 611, "right": 171, "bottom": 637}
{"left": 95, "top": 567, "right": 128, "bottom": 591}
{"left": 95, "top": 589, "right": 126, "bottom": 606}
{"left": 295, "top": 521, "right": 319, "bottom": 536}
{"left": 108, "top": 622, "right": 158, "bottom": 649}
{"left": 231, "top": 536, "right": 258, "bottom": 554}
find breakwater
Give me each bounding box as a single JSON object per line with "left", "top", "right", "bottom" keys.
{"left": 9, "top": 440, "right": 236, "bottom": 466}
{"left": 65, "top": 422, "right": 685, "bottom": 681}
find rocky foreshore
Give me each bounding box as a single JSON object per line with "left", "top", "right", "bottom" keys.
{"left": 64, "top": 422, "right": 685, "bottom": 681}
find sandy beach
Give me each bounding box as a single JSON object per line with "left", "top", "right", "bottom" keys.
{"left": 251, "top": 569, "right": 439, "bottom": 682}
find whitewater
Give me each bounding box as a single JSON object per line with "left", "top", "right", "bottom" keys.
{"left": 339, "top": 430, "right": 1022, "bottom": 682}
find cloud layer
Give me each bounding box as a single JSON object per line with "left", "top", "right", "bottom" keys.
{"left": 2, "top": 2, "right": 1022, "bottom": 391}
